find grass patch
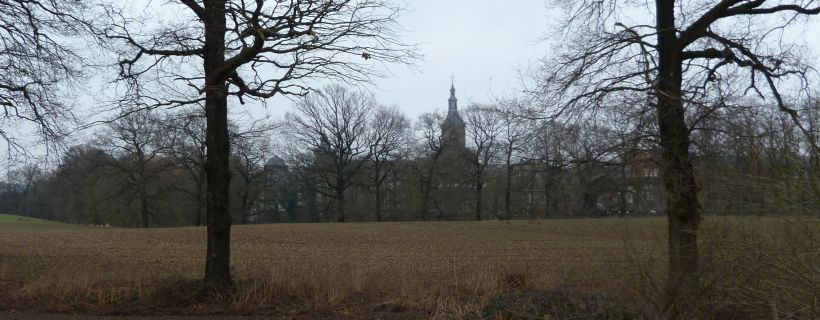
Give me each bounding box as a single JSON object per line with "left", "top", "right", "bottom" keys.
{"left": 0, "top": 214, "right": 79, "bottom": 230}
{"left": 0, "top": 214, "right": 53, "bottom": 223}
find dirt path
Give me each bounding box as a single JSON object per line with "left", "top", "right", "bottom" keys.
{"left": 0, "top": 312, "right": 270, "bottom": 320}
{"left": 0, "top": 311, "right": 417, "bottom": 320}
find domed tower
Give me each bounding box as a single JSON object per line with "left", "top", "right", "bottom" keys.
{"left": 441, "top": 81, "right": 465, "bottom": 149}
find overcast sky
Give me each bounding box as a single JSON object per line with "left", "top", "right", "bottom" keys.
{"left": 365, "top": 1, "right": 552, "bottom": 117}
{"left": 264, "top": 1, "right": 820, "bottom": 119}
{"left": 262, "top": 1, "right": 554, "bottom": 120}
{"left": 5, "top": 1, "right": 820, "bottom": 167}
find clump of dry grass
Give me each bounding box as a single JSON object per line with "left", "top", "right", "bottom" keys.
{"left": 620, "top": 215, "right": 820, "bottom": 319}
{"left": 702, "top": 216, "right": 820, "bottom": 319}
{"left": 1, "top": 261, "right": 513, "bottom": 317}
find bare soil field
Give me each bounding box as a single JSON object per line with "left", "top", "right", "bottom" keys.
{"left": 0, "top": 216, "right": 817, "bottom": 319}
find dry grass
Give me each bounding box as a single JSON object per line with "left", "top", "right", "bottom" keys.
{"left": 0, "top": 216, "right": 817, "bottom": 318}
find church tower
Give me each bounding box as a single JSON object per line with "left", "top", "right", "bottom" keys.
{"left": 440, "top": 81, "right": 466, "bottom": 149}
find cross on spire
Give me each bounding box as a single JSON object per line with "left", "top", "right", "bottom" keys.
{"left": 449, "top": 74, "right": 456, "bottom": 97}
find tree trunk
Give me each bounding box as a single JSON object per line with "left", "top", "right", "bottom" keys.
{"left": 375, "top": 187, "right": 382, "bottom": 222}
{"left": 475, "top": 178, "right": 483, "bottom": 221}
{"left": 504, "top": 155, "right": 513, "bottom": 220}
{"left": 240, "top": 190, "right": 249, "bottom": 224}
{"left": 655, "top": 0, "right": 701, "bottom": 299}
{"left": 420, "top": 182, "right": 429, "bottom": 221}
{"left": 195, "top": 174, "right": 205, "bottom": 226}
{"left": 203, "top": 0, "right": 232, "bottom": 286}
{"left": 336, "top": 175, "right": 346, "bottom": 222}
{"left": 619, "top": 163, "right": 627, "bottom": 216}
{"left": 419, "top": 165, "right": 435, "bottom": 221}
{"left": 21, "top": 187, "right": 29, "bottom": 217}
{"left": 375, "top": 164, "right": 382, "bottom": 221}
{"left": 139, "top": 183, "right": 149, "bottom": 228}
{"left": 543, "top": 169, "right": 550, "bottom": 219}
{"left": 306, "top": 186, "right": 319, "bottom": 222}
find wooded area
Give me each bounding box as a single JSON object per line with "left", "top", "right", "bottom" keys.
{"left": 2, "top": 95, "right": 817, "bottom": 225}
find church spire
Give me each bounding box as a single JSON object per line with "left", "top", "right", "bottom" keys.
{"left": 448, "top": 76, "right": 457, "bottom": 112}
{"left": 441, "top": 78, "right": 465, "bottom": 149}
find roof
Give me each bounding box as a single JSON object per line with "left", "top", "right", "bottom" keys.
{"left": 265, "top": 155, "right": 287, "bottom": 167}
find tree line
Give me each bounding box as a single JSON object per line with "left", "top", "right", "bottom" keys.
{"left": 3, "top": 87, "right": 817, "bottom": 226}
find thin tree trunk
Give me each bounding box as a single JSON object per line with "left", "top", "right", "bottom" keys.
{"left": 241, "top": 191, "right": 249, "bottom": 224}
{"left": 543, "top": 160, "right": 553, "bottom": 219}
{"left": 504, "top": 155, "right": 513, "bottom": 220}
{"left": 419, "top": 164, "right": 435, "bottom": 221}
{"left": 544, "top": 167, "right": 551, "bottom": 219}
{"left": 21, "top": 188, "right": 29, "bottom": 217}
{"left": 195, "top": 175, "right": 205, "bottom": 226}
{"left": 420, "top": 182, "right": 429, "bottom": 221}
{"left": 375, "top": 164, "right": 382, "bottom": 221}
{"left": 655, "top": 0, "right": 701, "bottom": 300}
{"left": 375, "top": 188, "right": 382, "bottom": 222}
{"left": 337, "top": 188, "right": 346, "bottom": 222}
{"left": 475, "top": 176, "right": 483, "bottom": 221}
{"left": 203, "top": 0, "right": 232, "bottom": 286}
{"left": 336, "top": 174, "right": 346, "bottom": 222}
{"left": 140, "top": 183, "right": 149, "bottom": 228}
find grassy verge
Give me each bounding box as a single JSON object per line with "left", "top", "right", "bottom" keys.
{"left": 0, "top": 214, "right": 56, "bottom": 223}
{"left": 0, "top": 214, "right": 81, "bottom": 230}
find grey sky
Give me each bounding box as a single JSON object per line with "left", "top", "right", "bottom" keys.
{"left": 4, "top": 0, "right": 820, "bottom": 167}
{"left": 61, "top": 1, "right": 820, "bottom": 126}
{"left": 265, "top": 1, "right": 554, "bottom": 119}
{"left": 369, "top": 1, "right": 551, "bottom": 117}
{"left": 5, "top": 0, "right": 555, "bottom": 166}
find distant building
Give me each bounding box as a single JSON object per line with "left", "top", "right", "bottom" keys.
{"left": 432, "top": 82, "right": 475, "bottom": 219}
{"left": 441, "top": 83, "right": 466, "bottom": 150}
{"left": 589, "top": 151, "right": 666, "bottom": 216}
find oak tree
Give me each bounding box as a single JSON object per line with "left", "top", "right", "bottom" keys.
{"left": 101, "top": 0, "right": 415, "bottom": 284}
{"left": 536, "top": 0, "right": 820, "bottom": 308}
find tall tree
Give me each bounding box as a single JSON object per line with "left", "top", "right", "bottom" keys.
{"left": 97, "top": 110, "right": 167, "bottom": 228}
{"left": 102, "top": 0, "right": 415, "bottom": 284}
{"left": 463, "top": 105, "right": 502, "bottom": 221}
{"left": 367, "top": 106, "right": 410, "bottom": 221}
{"left": 6, "top": 164, "right": 43, "bottom": 217}
{"left": 285, "top": 84, "right": 377, "bottom": 223}
{"left": 494, "top": 98, "right": 535, "bottom": 220}
{"left": 536, "top": 0, "right": 820, "bottom": 308}
{"left": 162, "top": 110, "right": 208, "bottom": 226}
{"left": 231, "top": 133, "right": 273, "bottom": 224}
{"left": 411, "top": 111, "right": 445, "bottom": 221}
{"left": 48, "top": 145, "right": 115, "bottom": 224}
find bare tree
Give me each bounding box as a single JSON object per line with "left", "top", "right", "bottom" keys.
{"left": 0, "top": 0, "right": 90, "bottom": 153}
{"left": 494, "top": 98, "right": 535, "bottom": 220}
{"left": 367, "top": 105, "right": 410, "bottom": 221}
{"left": 96, "top": 110, "right": 167, "bottom": 228}
{"left": 462, "top": 105, "right": 503, "bottom": 221}
{"left": 535, "top": 0, "right": 820, "bottom": 306}
{"left": 525, "top": 120, "right": 574, "bottom": 217}
{"left": 231, "top": 133, "right": 273, "bottom": 224}
{"left": 6, "top": 164, "right": 43, "bottom": 216}
{"left": 46, "top": 145, "right": 115, "bottom": 224}
{"left": 100, "top": 0, "right": 416, "bottom": 284}
{"left": 285, "top": 84, "right": 377, "bottom": 223}
{"left": 162, "top": 110, "right": 208, "bottom": 226}
{"left": 411, "top": 111, "right": 445, "bottom": 221}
